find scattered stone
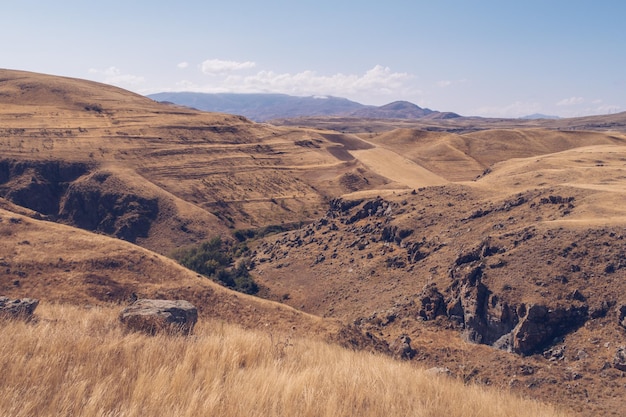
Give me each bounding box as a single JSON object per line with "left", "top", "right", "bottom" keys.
{"left": 590, "top": 300, "right": 614, "bottom": 319}
{"left": 565, "top": 367, "right": 583, "bottom": 380}
{"left": 519, "top": 364, "right": 535, "bottom": 375}
{"left": 539, "top": 195, "right": 575, "bottom": 205}
{"left": 575, "top": 349, "right": 589, "bottom": 360}
{"left": 614, "top": 346, "right": 626, "bottom": 372}
{"left": 0, "top": 296, "right": 39, "bottom": 320}
{"left": 385, "top": 256, "right": 406, "bottom": 269}
{"left": 568, "top": 289, "right": 586, "bottom": 302}
{"left": 119, "top": 299, "right": 198, "bottom": 335}
{"left": 313, "top": 254, "right": 326, "bottom": 265}
{"left": 543, "top": 344, "right": 566, "bottom": 361}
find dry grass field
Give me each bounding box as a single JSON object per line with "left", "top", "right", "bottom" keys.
{"left": 0, "top": 303, "right": 568, "bottom": 417}
{"left": 2, "top": 68, "right": 626, "bottom": 416}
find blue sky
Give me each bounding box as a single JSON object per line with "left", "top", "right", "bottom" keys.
{"left": 2, "top": 1, "right": 625, "bottom": 117}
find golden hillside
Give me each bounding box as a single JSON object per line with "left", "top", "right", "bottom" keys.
{"left": 2, "top": 69, "right": 626, "bottom": 416}
{"left": 0, "top": 69, "right": 391, "bottom": 254}
{"left": 0, "top": 303, "right": 568, "bottom": 417}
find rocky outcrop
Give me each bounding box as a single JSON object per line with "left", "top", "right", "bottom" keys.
{"left": 418, "top": 284, "right": 447, "bottom": 320}
{"left": 0, "top": 296, "right": 39, "bottom": 320}
{"left": 119, "top": 299, "right": 198, "bottom": 335}
{"left": 446, "top": 247, "right": 589, "bottom": 356}
{"left": 345, "top": 198, "right": 394, "bottom": 224}
{"left": 390, "top": 334, "right": 416, "bottom": 360}
{"left": 331, "top": 324, "right": 391, "bottom": 355}
{"left": 326, "top": 198, "right": 363, "bottom": 218}
{"left": 512, "top": 304, "right": 588, "bottom": 356}
{"left": 447, "top": 265, "right": 519, "bottom": 346}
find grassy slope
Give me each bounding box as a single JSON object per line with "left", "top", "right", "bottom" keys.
{"left": 0, "top": 206, "right": 341, "bottom": 341}
{"left": 0, "top": 304, "right": 568, "bottom": 417}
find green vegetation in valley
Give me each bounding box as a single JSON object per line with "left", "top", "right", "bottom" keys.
{"left": 171, "top": 236, "right": 258, "bottom": 295}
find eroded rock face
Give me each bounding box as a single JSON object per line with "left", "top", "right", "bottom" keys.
{"left": 447, "top": 265, "right": 519, "bottom": 346}
{"left": 119, "top": 299, "right": 198, "bottom": 335}
{"left": 0, "top": 296, "right": 39, "bottom": 319}
{"left": 446, "top": 251, "right": 590, "bottom": 356}
{"left": 0, "top": 161, "right": 158, "bottom": 243}
{"left": 59, "top": 173, "right": 159, "bottom": 242}
{"left": 0, "top": 160, "right": 89, "bottom": 215}
{"left": 512, "top": 304, "right": 588, "bottom": 356}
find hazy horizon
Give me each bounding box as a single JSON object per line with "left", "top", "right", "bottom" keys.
{"left": 2, "top": 1, "right": 625, "bottom": 118}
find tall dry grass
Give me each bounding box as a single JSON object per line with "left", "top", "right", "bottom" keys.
{"left": 1, "top": 304, "right": 569, "bottom": 417}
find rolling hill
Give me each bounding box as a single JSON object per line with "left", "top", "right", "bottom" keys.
{"left": 0, "top": 69, "right": 399, "bottom": 254}
{"left": 1, "top": 68, "right": 626, "bottom": 416}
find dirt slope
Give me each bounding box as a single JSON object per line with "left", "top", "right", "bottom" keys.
{"left": 250, "top": 141, "right": 626, "bottom": 416}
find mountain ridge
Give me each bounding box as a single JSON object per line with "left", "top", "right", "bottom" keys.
{"left": 147, "top": 92, "right": 460, "bottom": 121}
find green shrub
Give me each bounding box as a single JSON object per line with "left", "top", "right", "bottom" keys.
{"left": 171, "top": 236, "right": 258, "bottom": 295}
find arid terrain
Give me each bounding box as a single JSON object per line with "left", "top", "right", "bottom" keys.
{"left": 1, "top": 69, "right": 626, "bottom": 416}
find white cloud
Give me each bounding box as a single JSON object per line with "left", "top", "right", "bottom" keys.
{"left": 154, "top": 65, "right": 419, "bottom": 104}
{"left": 189, "top": 65, "right": 415, "bottom": 102}
{"left": 88, "top": 66, "right": 145, "bottom": 86}
{"left": 177, "top": 62, "right": 189, "bottom": 69}
{"left": 556, "top": 96, "right": 584, "bottom": 106}
{"left": 200, "top": 59, "right": 256, "bottom": 75}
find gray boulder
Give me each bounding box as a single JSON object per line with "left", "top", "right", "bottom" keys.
{"left": 0, "top": 296, "right": 39, "bottom": 320}
{"left": 119, "top": 299, "right": 198, "bottom": 335}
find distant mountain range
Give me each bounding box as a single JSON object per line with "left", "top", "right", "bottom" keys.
{"left": 520, "top": 113, "right": 561, "bottom": 120}
{"left": 146, "top": 92, "right": 461, "bottom": 122}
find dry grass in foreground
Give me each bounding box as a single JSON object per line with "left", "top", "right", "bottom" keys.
{"left": 1, "top": 304, "right": 569, "bottom": 417}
